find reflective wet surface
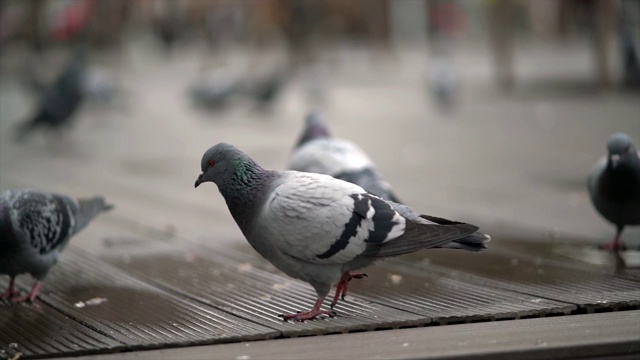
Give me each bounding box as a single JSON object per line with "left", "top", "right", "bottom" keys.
{"left": 3, "top": 234, "right": 638, "bottom": 359}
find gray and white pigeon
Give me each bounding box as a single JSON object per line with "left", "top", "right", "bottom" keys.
{"left": 0, "top": 190, "right": 113, "bottom": 303}
{"left": 588, "top": 132, "right": 640, "bottom": 250}
{"left": 195, "top": 143, "right": 490, "bottom": 321}
{"left": 289, "top": 111, "right": 401, "bottom": 202}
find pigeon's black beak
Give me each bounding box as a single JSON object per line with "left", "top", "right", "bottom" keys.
{"left": 195, "top": 173, "right": 204, "bottom": 188}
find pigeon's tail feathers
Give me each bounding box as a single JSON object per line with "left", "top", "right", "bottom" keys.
{"left": 73, "top": 196, "right": 113, "bottom": 232}
{"left": 370, "top": 221, "right": 480, "bottom": 258}
{"left": 436, "top": 231, "right": 491, "bottom": 252}
{"left": 416, "top": 214, "right": 491, "bottom": 252}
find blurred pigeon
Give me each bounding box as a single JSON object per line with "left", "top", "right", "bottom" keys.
{"left": 153, "top": 1, "right": 180, "bottom": 54}
{"left": 0, "top": 190, "right": 113, "bottom": 303}
{"left": 246, "top": 68, "right": 288, "bottom": 110}
{"left": 588, "top": 133, "right": 640, "bottom": 250}
{"left": 290, "top": 112, "right": 486, "bottom": 254}
{"left": 14, "top": 52, "right": 86, "bottom": 143}
{"left": 429, "top": 58, "right": 458, "bottom": 109}
{"left": 195, "top": 143, "right": 490, "bottom": 321}
{"left": 289, "top": 111, "right": 401, "bottom": 202}
{"left": 189, "top": 76, "right": 241, "bottom": 110}
{"left": 23, "top": 60, "right": 120, "bottom": 106}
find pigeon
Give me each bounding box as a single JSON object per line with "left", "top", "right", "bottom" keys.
{"left": 588, "top": 132, "right": 640, "bottom": 250}
{"left": 195, "top": 143, "right": 490, "bottom": 321}
{"left": 246, "top": 68, "right": 288, "bottom": 110}
{"left": 189, "top": 76, "right": 241, "bottom": 111}
{"left": 14, "top": 52, "right": 86, "bottom": 143}
{"left": 290, "top": 112, "right": 488, "bottom": 254}
{"left": 429, "top": 58, "right": 458, "bottom": 110}
{"left": 289, "top": 111, "right": 401, "bottom": 202}
{"left": 0, "top": 190, "right": 113, "bottom": 303}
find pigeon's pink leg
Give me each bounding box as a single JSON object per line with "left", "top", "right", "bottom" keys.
{"left": 280, "top": 296, "right": 335, "bottom": 321}
{"left": 0, "top": 277, "right": 20, "bottom": 300}
{"left": 11, "top": 281, "right": 42, "bottom": 304}
{"left": 600, "top": 227, "right": 626, "bottom": 251}
{"left": 331, "top": 272, "right": 368, "bottom": 308}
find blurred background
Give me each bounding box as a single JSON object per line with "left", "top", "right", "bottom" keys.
{"left": 0, "top": 0, "right": 638, "bottom": 254}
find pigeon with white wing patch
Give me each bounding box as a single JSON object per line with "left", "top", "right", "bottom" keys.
{"left": 195, "top": 143, "right": 490, "bottom": 321}
{"left": 289, "top": 111, "right": 400, "bottom": 202}
{"left": 290, "top": 111, "right": 488, "bottom": 254}
{"left": 0, "top": 189, "right": 113, "bottom": 303}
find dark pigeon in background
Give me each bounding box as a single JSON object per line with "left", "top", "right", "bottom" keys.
{"left": 0, "top": 189, "right": 113, "bottom": 303}
{"left": 289, "top": 111, "right": 401, "bottom": 202}
{"left": 195, "top": 143, "right": 490, "bottom": 321}
{"left": 246, "top": 68, "right": 288, "bottom": 110}
{"left": 588, "top": 132, "right": 640, "bottom": 250}
{"left": 13, "top": 52, "right": 86, "bottom": 143}
{"left": 188, "top": 74, "right": 242, "bottom": 111}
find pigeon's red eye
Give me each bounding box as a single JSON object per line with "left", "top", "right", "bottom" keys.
{"left": 208, "top": 160, "right": 215, "bottom": 168}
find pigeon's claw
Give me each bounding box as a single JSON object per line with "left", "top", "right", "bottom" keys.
{"left": 599, "top": 241, "right": 626, "bottom": 251}
{"left": 331, "top": 271, "right": 368, "bottom": 308}
{"left": 0, "top": 288, "right": 21, "bottom": 301}
{"left": 11, "top": 281, "right": 42, "bottom": 304}
{"left": 280, "top": 296, "right": 333, "bottom": 321}
{"left": 0, "top": 277, "right": 21, "bottom": 301}
{"left": 280, "top": 309, "right": 335, "bottom": 321}
{"left": 350, "top": 273, "right": 368, "bottom": 280}
{"left": 599, "top": 233, "right": 626, "bottom": 252}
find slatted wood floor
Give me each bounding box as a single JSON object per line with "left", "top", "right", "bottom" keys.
{"left": 1, "top": 232, "right": 639, "bottom": 360}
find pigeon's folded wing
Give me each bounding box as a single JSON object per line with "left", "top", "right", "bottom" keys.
{"left": 11, "top": 192, "right": 76, "bottom": 255}
{"left": 262, "top": 172, "right": 406, "bottom": 265}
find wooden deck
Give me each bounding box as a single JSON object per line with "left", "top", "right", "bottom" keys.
{"left": 1, "top": 232, "right": 639, "bottom": 359}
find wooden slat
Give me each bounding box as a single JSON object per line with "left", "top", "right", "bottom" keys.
{"left": 194, "top": 243, "right": 576, "bottom": 325}
{"left": 0, "top": 293, "right": 122, "bottom": 359}
{"left": 407, "top": 246, "right": 640, "bottom": 312}
{"left": 58, "top": 310, "right": 640, "bottom": 360}
{"left": 495, "top": 237, "right": 640, "bottom": 280}
{"left": 352, "top": 262, "right": 575, "bottom": 324}
{"left": 7, "top": 248, "right": 278, "bottom": 359}
{"left": 103, "top": 247, "right": 429, "bottom": 338}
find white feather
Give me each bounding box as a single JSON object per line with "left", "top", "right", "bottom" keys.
{"left": 289, "top": 138, "right": 374, "bottom": 176}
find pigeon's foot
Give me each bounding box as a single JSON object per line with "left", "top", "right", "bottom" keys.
{"left": 0, "top": 288, "right": 20, "bottom": 301}
{"left": 279, "top": 296, "right": 334, "bottom": 321}
{"left": 11, "top": 281, "right": 41, "bottom": 304}
{"left": 599, "top": 241, "right": 626, "bottom": 251}
{"left": 599, "top": 231, "right": 626, "bottom": 251}
{"left": 279, "top": 309, "right": 335, "bottom": 321}
{"left": 0, "top": 277, "right": 20, "bottom": 301}
{"left": 331, "top": 271, "right": 367, "bottom": 308}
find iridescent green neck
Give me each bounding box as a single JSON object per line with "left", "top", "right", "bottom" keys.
{"left": 219, "top": 157, "right": 273, "bottom": 234}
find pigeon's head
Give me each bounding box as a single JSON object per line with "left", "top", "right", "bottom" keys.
{"left": 296, "top": 111, "right": 331, "bottom": 147}
{"left": 195, "top": 143, "right": 257, "bottom": 188}
{"left": 606, "top": 132, "right": 638, "bottom": 168}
